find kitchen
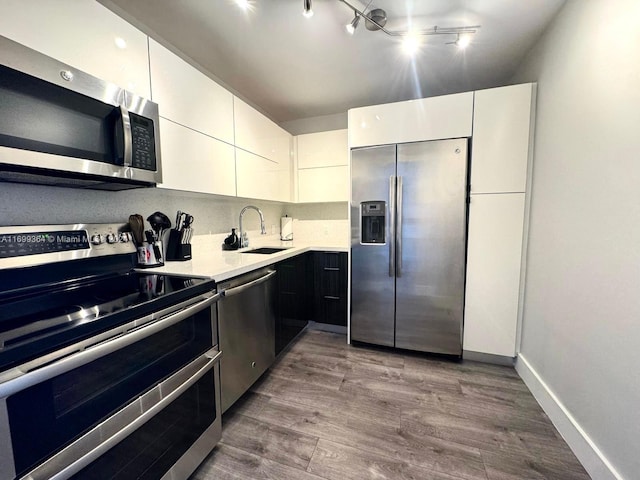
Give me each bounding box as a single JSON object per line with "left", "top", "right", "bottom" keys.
{"left": 0, "top": 1, "right": 638, "bottom": 479}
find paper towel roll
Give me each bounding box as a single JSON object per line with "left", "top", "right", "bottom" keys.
{"left": 280, "top": 216, "right": 293, "bottom": 241}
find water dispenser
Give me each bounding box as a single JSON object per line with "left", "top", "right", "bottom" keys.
{"left": 360, "top": 201, "right": 386, "bottom": 244}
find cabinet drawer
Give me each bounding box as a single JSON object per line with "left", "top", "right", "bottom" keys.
{"left": 313, "top": 252, "right": 348, "bottom": 326}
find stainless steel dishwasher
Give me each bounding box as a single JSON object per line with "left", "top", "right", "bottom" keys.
{"left": 218, "top": 267, "right": 277, "bottom": 413}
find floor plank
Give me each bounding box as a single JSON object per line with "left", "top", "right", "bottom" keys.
{"left": 222, "top": 412, "right": 319, "bottom": 470}
{"left": 191, "top": 329, "right": 590, "bottom": 480}
{"left": 307, "top": 438, "right": 469, "bottom": 480}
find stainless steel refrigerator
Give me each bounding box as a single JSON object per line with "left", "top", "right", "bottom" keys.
{"left": 350, "top": 139, "right": 468, "bottom": 356}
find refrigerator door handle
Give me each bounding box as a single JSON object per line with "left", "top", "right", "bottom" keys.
{"left": 389, "top": 175, "right": 396, "bottom": 277}
{"left": 397, "top": 176, "right": 403, "bottom": 277}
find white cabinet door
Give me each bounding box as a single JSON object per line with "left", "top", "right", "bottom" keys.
{"left": 159, "top": 118, "right": 236, "bottom": 196}
{"left": 233, "top": 98, "right": 292, "bottom": 165}
{"left": 298, "top": 166, "right": 349, "bottom": 203}
{"left": 348, "top": 92, "right": 473, "bottom": 148}
{"left": 471, "top": 84, "right": 535, "bottom": 194}
{"left": 149, "top": 39, "right": 234, "bottom": 144}
{"left": 0, "top": 0, "right": 151, "bottom": 99}
{"left": 236, "top": 149, "right": 291, "bottom": 202}
{"left": 464, "top": 193, "right": 526, "bottom": 357}
{"left": 297, "top": 129, "right": 348, "bottom": 168}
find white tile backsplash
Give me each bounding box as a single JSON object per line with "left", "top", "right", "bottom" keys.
{"left": 291, "top": 219, "right": 349, "bottom": 246}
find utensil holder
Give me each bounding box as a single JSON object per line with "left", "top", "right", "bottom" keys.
{"left": 136, "top": 242, "right": 164, "bottom": 268}
{"left": 166, "top": 229, "right": 192, "bottom": 261}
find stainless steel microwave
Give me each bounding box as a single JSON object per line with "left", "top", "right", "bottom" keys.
{"left": 0, "top": 35, "right": 162, "bottom": 190}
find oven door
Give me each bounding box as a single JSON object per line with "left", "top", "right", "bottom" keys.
{"left": 0, "top": 290, "right": 222, "bottom": 480}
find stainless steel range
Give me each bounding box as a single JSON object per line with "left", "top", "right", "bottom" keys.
{"left": 0, "top": 223, "right": 222, "bottom": 480}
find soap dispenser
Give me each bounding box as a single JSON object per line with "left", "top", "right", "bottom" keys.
{"left": 223, "top": 228, "right": 239, "bottom": 250}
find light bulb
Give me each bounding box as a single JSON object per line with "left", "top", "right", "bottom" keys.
{"left": 235, "top": 0, "right": 250, "bottom": 9}
{"left": 303, "top": 0, "right": 313, "bottom": 17}
{"left": 456, "top": 35, "right": 471, "bottom": 49}
{"left": 346, "top": 14, "right": 360, "bottom": 35}
{"left": 402, "top": 35, "right": 420, "bottom": 56}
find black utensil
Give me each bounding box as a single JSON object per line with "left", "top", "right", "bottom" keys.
{"left": 128, "top": 214, "right": 145, "bottom": 246}
{"left": 148, "top": 211, "right": 171, "bottom": 231}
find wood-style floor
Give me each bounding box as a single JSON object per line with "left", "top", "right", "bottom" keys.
{"left": 192, "top": 329, "right": 590, "bottom": 480}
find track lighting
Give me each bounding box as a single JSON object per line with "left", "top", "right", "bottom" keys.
{"left": 337, "top": 0, "right": 480, "bottom": 48}
{"left": 345, "top": 13, "right": 360, "bottom": 35}
{"left": 303, "top": 0, "right": 313, "bottom": 18}
{"left": 446, "top": 34, "right": 472, "bottom": 49}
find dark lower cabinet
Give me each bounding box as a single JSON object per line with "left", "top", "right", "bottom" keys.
{"left": 313, "top": 252, "right": 348, "bottom": 326}
{"left": 274, "top": 251, "right": 348, "bottom": 355}
{"left": 275, "top": 252, "right": 313, "bottom": 355}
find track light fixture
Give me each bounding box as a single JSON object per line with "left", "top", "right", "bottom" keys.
{"left": 345, "top": 13, "right": 360, "bottom": 35}
{"left": 303, "top": 0, "right": 313, "bottom": 18}
{"left": 337, "top": 0, "right": 480, "bottom": 48}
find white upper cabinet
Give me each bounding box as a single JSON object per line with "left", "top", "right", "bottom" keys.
{"left": 149, "top": 39, "right": 234, "bottom": 145}
{"left": 159, "top": 118, "right": 236, "bottom": 197}
{"left": 233, "top": 98, "right": 292, "bottom": 165}
{"left": 464, "top": 193, "right": 526, "bottom": 357}
{"left": 296, "top": 129, "right": 349, "bottom": 203}
{"left": 297, "top": 129, "right": 348, "bottom": 168}
{"left": 348, "top": 92, "right": 473, "bottom": 148}
{"left": 0, "top": 0, "right": 151, "bottom": 99}
{"left": 298, "top": 166, "right": 349, "bottom": 203}
{"left": 236, "top": 149, "right": 291, "bottom": 202}
{"left": 471, "top": 84, "right": 536, "bottom": 194}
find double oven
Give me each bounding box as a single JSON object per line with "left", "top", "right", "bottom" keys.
{"left": 0, "top": 223, "right": 222, "bottom": 480}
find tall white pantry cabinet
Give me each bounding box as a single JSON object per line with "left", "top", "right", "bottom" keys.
{"left": 464, "top": 83, "right": 536, "bottom": 359}
{"left": 348, "top": 83, "right": 536, "bottom": 359}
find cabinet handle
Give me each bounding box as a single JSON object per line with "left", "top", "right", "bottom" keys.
{"left": 323, "top": 267, "right": 340, "bottom": 271}
{"left": 324, "top": 295, "right": 340, "bottom": 300}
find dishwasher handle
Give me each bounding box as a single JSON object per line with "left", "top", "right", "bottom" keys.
{"left": 221, "top": 270, "right": 276, "bottom": 298}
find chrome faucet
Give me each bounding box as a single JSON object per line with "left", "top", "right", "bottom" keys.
{"left": 239, "top": 205, "right": 267, "bottom": 248}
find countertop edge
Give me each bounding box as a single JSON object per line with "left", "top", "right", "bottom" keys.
{"left": 138, "top": 244, "right": 348, "bottom": 282}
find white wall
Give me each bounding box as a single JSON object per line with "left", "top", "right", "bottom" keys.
{"left": 511, "top": 1, "right": 640, "bottom": 479}
{"left": 280, "top": 112, "right": 347, "bottom": 135}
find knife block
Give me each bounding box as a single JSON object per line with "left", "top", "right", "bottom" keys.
{"left": 166, "top": 229, "right": 192, "bottom": 261}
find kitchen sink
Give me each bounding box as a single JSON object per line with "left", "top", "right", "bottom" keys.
{"left": 242, "top": 247, "right": 291, "bottom": 255}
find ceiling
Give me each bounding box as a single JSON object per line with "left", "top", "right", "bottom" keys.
{"left": 100, "top": 0, "right": 566, "bottom": 124}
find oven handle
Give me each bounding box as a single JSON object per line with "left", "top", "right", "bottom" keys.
{"left": 22, "top": 348, "right": 222, "bottom": 480}
{"left": 221, "top": 269, "right": 276, "bottom": 298}
{"left": 0, "top": 291, "right": 223, "bottom": 399}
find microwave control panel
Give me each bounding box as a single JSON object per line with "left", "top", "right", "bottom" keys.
{"left": 130, "top": 112, "right": 157, "bottom": 171}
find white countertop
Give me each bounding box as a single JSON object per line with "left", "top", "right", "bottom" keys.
{"left": 142, "top": 233, "right": 348, "bottom": 282}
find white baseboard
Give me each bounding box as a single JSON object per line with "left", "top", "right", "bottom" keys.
{"left": 515, "top": 354, "right": 623, "bottom": 480}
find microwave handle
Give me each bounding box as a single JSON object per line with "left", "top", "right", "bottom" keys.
{"left": 114, "top": 105, "right": 133, "bottom": 167}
